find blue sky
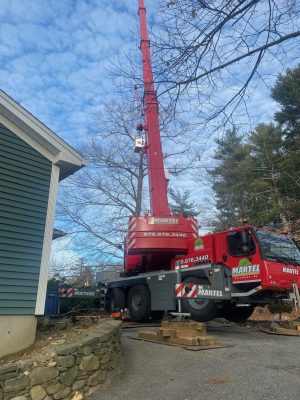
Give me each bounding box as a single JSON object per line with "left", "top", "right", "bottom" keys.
{"left": 1, "top": 1, "right": 298, "bottom": 266}
{"left": 0, "top": 0, "right": 160, "bottom": 145}
{"left": 0, "top": 0, "right": 297, "bottom": 147}
{"left": 0, "top": 0, "right": 160, "bottom": 267}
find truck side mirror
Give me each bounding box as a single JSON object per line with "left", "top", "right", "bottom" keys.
{"left": 241, "top": 229, "right": 251, "bottom": 254}
{"left": 241, "top": 229, "right": 250, "bottom": 246}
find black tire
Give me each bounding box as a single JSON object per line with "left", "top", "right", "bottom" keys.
{"left": 110, "top": 288, "right": 125, "bottom": 312}
{"left": 128, "top": 285, "right": 151, "bottom": 322}
{"left": 150, "top": 310, "right": 165, "bottom": 321}
{"left": 181, "top": 277, "right": 219, "bottom": 322}
{"left": 220, "top": 306, "right": 254, "bottom": 322}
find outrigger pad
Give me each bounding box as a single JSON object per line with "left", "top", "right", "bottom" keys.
{"left": 134, "top": 320, "right": 232, "bottom": 351}
{"left": 261, "top": 321, "right": 300, "bottom": 336}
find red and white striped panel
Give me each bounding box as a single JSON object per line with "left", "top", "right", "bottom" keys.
{"left": 59, "top": 287, "right": 74, "bottom": 298}
{"left": 127, "top": 238, "right": 136, "bottom": 249}
{"left": 127, "top": 219, "right": 137, "bottom": 248}
{"left": 191, "top": 221, "right": 198, "bottom": 238}
{"left": 191, "top": 222, "right": 198, "bottom": 232}
{"left": 175, "top": 283, "right": 197, "bottom": 298}
{"left": 128, "top": 219, "right": 137, "bottom": 232}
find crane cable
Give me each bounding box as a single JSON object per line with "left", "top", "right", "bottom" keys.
{"left": 130, "top": 84, "right": 144, "bottom": 136}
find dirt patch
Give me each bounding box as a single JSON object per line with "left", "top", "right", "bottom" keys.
{"left": 206, "top": 376, "right": 231, "bottom": 385}
{"left": 0, "top": 316, "right": 112, "bottom": 366}
{"left": 249, "top": 306, "right": 298, "bottom": 321}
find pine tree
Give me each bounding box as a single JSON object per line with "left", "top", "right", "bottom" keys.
{"left": 209, "top": 66, "right": 300, "bottom": 235}
{"left": 169, "top": 188, "right": 199, "bottom": 217}
{"left": 271, "top": 65, "right": 300, "bottom": 235}
{"left": 272, "top": 65, "right": 300, "bottom": 138}
{"left": 209, "top": 128, "right": 254, "bottom": 229}
{"left": 249, "top": 123, "right": 290, "bottom": 228}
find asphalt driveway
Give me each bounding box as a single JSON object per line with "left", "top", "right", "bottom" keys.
{"left": 93, "top": 322, "right": 300, "bottom": 400}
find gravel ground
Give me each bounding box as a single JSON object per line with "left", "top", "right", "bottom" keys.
{"left": 93, "top": 322, "right": 300, "bottom": 400}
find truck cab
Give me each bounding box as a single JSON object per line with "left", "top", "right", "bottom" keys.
{"left": 174, "top": 226, "right": 300, "bottom": 289}
{"left": 171, "top": 226, "right": 300, "bottom": 322}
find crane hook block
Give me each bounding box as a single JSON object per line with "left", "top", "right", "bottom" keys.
{"left": 134, "top": 136, "right": 145, "bottom": 153}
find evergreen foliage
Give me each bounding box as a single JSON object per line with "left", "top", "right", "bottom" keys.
{"left": 210, "top": 65, "right": 300, "bottom": 235}
{"left": 272, "top": 66, "right": 300, "bottom": 137}
{"left": 169, "top": 188, "right": 199, "bottom": 217}
{"left": 209, "top": 128, "right": 253, "bottom": 229}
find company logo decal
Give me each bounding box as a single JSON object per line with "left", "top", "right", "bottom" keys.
{"left": 175, "top": 284, "right": 223, "bottom": 298}
{"left": 232, "top": 258, "right": 260, "bottom": 276}
{"left": 198, "top": 286, "right": 223, "bottom": 297}
{"left": 153, "top": 217, "right": 179, "bottom": 224}
{"left": 283, "top": 267, "right": 299, "bottom": 275}
{"left": 73, "top": 290, "right": 95, "bottom": 297}
{"left": 194, "top": 238, "right": 204, "bottom": 250}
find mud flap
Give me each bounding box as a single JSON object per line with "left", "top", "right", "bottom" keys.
{"left": 147, "top": 272, "right": 177, "bottom": 311}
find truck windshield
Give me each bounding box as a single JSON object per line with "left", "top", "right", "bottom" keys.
{"left": 256, "top": 229, "right": 300, "bottom": 266}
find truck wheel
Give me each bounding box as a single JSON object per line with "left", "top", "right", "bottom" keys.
{"left": 110, "top": 288, "right": 125, "bottom": 313}
{"left": 220, "top": 306, "right": 254, "bottom": 322}
{"left": 128, "top": 285, "right": 151, "bottom": 322}
{"left": 181, "top": 277, "right": 218, "bottom": 322}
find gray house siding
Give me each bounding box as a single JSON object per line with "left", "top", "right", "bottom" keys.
{"left": 0, "top": 123, "right": 52, "bottom": 314}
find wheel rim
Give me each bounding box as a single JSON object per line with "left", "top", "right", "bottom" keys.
{"left": 132, "top": 292, "right": 142, "bottom": 311}
{"left": 188, "top": 298, "right": 210, "bottom": 310}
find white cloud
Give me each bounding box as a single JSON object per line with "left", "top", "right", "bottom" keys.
{"left": 0, "top": 0, "right": 297, "bottom": 249}
{"left": 0, "top": 0, "right": 142, "bottom": 144}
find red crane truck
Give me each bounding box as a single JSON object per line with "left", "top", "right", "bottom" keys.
{"left": 101, "top": 0, "right": 300, "bottom": 323}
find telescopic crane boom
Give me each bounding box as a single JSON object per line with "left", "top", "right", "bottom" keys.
{"left": 138, "top": 0, "right": 171, "bottom": 216}
{"left": 122, "top": 1, "right": 197, "bottom": 274}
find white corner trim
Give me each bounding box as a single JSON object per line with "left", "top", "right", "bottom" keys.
{"left": 35, "top": 164, "right": 60, "bottom": 315}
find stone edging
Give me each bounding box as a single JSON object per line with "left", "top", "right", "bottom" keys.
{"left": 0, "top": 320, "right": 122, "bottom": 400}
